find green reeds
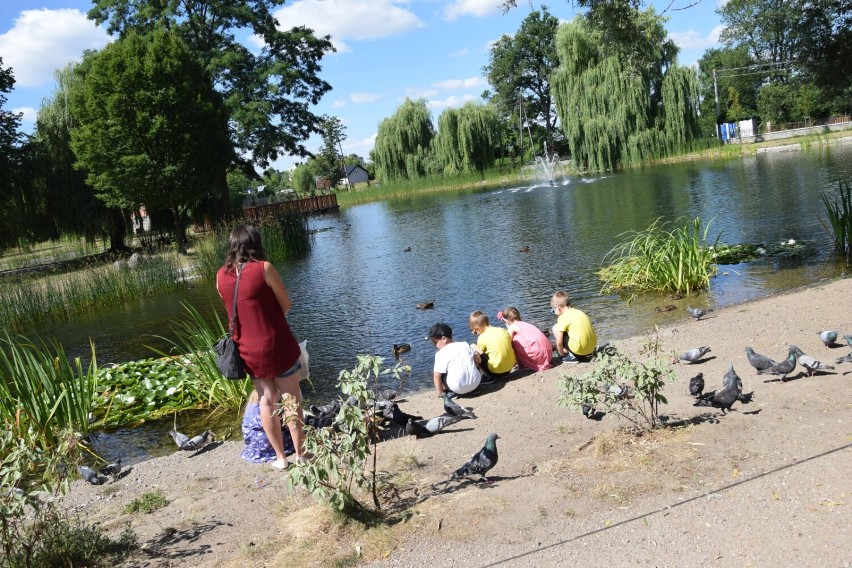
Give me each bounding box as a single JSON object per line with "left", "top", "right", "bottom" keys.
{"left": 820, "top": 180, "right": 852, "bottom": 257}
{"left": 0, "top": 254, "right": 187, "bottom": 332}
{"left": 0, "top": 334, "right": 98, "bottom": 452}
{"left": 599, "top": 217, "right": 720, "bottom": 295}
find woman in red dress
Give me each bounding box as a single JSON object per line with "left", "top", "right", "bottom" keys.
{"left": 217, "top": 225, "right": 308, "bottom": 469}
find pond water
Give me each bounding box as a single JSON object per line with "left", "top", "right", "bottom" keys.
{"left": 31, "top": 142, "right": 852, "bottom": 460}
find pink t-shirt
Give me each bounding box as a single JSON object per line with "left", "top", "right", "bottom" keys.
{"left": 506, "top": 320, "right": 553, "bottom": 371}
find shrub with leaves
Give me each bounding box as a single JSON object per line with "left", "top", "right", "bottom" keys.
{"left": 289, "top": 355, "right": 409, "bottom": 514}
{"left": 557, "top": 331, "right": 676, "bottom": 431}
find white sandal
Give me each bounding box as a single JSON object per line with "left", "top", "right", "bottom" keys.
{"left": 271, "top": 458, "right": 289, "bottom": 470}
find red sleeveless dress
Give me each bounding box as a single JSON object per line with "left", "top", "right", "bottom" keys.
{"left": 217, "top": 261, "right": 300, "bottom": 378}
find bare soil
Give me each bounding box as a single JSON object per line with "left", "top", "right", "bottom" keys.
{"left": 61, "top": 278, "right": 852, "bottom": 567}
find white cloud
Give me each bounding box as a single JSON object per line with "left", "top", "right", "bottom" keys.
{"left": 332, "top": 99, "right": 348, "bottom": 108}
{"left": 669, "top": 25, "right": 723, "bottom": 51}
{"left": 428, "top": 94, "right": 478, "bottom": 109}
{"left": 444, "top": 0, "right": 502, "bottom": 21}
{"left": 342, "top": 132, "right": 376, "bottom": 156}
{"left": 274, "top": 0, "right": 423, "bottom": 52}
{"left": 405, "top": 87, "right": 439, "bottom": 99}
{"left": 449, "top": 48, "right": 469, "bottom": 58}
{"left": 0, "top": 9, "right": 110, "bottom": 88}
{"left": 350, "top": 92, "right": 381, "bottom": 103}
{"left": 432, "top": 77, "right": 485, "bottom": 90}
{"left": 11, "top": 107, "right": 36, "bottom": 121}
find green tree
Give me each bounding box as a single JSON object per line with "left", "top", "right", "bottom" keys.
{"left": 797, "top": 0, "right": 852, "bottom": 111}
{"left": 434, "top": 102, "right": 501, "bottom": 175}
{"left": 0, "top": 57, "right": 26, "bottom": 249}
{"left": 291, "top": 163, "right": 315, "bottom": 194}
{"left": 372, "top": 99, "right": 435, "bottom": 182}
{"left": 69, "top": 29, "right": 233, "bottom": 254}
{"left": 316, "top": 116, "right": 347, "bottom": 188}
{"left": 483, "top": 7, "right": 559, "bottom": 153}
{"left": 551, "top": 10, "right": 699, "bottom": 172}
{"left": 696, "top": 46, "right": 761, "bottom": 136}
{"left": 88, "top": 0, "right": 334, "bottom": 214}
{"left": 718, "top": 0, "right": 804, "bottom": 66}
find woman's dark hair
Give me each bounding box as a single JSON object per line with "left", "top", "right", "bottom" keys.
{"left": 224, "top": 225, "right": 266, "bottom": 271}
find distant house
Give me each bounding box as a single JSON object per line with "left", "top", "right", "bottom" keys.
{"left": 340, "top": 165, "right": 369, "bottom": 187}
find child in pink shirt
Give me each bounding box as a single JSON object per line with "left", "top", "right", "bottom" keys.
{"left": 498, "top": 307, "right": 553, "bottom": 372}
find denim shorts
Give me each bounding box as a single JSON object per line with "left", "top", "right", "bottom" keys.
{"left": 276, "top": 360, "right": 303, "bottom": 379}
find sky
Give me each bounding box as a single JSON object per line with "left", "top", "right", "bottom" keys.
{"left": 0, "top": 0, "right": 725, "bottom": 171}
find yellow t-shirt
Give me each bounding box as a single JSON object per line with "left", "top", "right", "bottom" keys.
{"left": 556, "top": 307, "right": 597, "bottom": 356}
{"left": 477, "top": 325, "right": 516, "bottom": 374}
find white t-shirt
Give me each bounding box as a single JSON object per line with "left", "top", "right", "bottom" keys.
{"left": 434, "top": 341, "right": 481, "bottom": 394}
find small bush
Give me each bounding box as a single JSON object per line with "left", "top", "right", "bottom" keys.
{"left": 124, "top": 490, "right": 169, "bottom": 514}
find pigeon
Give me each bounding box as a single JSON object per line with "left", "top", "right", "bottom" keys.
{"left": 688, "top": 372, "right": 704, "bottom": 397}
{"left": 376, "top": 388, "right": 399, "bottom": 402}
{"left": 78, "top": 465, "right": 106, "bottom": 485}
{"left": 757, "top": 346, "right": 798, "bottom": 382}
{"left": 680, "top": 346, "right": 711, "bottom": 363}
{"left": 169, "top": 429, "right": 190, "bottom": 449}
{"left": 693, "top": 383, "right": 738, "bottom": 414}
{"left": 389, "top": 403, "right": 422, "bottom": 427}
{"left": 581, "top": 403, "right": 596, "bottom": 419}
{"left": 310, "top": 401, "right": 341, "bottom": 418}
{"left": 687, "top": 306, "right": 709, "bottom": 320}
{"left": 423, "top": 414, "right": 464, "bottom": 434}
{"left": 818, "top": 330, "right": 839, "bottom": 347}
{"left": 606, "top": 383, "right": 631, "bottom": 400}
{"left": 721, "top": 363, "right": 751, "bottom": 402}
{"left": 791, "top": 346, "right": 834, "bottom": 376}
{"left": 450, "top": 433, "right": 499, "bottom": 483}
{"left": 845, "top": 334, "right": 852, "bottom": 347}
{"left": 404, "top": 418, "right": 424, "bottom": 437}
{"left": 443, "top": 392, "right": 476, "bottom": 419}
{"left": 745, "top": 346, "right": 776, "bottom": 372}
{"left": 100, "top": 459, "right": 123, "bottom": 478}
{"left": 179, "top": 430, "right": 214, "bottom": 451}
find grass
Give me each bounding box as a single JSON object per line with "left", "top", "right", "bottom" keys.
{"left": 599, "top": 217, "right": 721, "bottom": 296}
{"left": 0, "top": 235, "right": 108, "bottom": 272}
{"left": 123, "top": 490, "right": 169, "bottom": 514}
{"left": 0, "top": 333, "right": 98, "bottom": 452}
{"left": 820, "top": 179, "right": 852, "bottom": 257}
{"left": 0, "top": 253, "right": 188, "bottom": 332}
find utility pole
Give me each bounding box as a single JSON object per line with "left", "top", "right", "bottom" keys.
{"left": 713, "top": 69, "right": 720, "bottom": 140}
{"left": 518, "top": 96, "right": 523, "bottom": 167}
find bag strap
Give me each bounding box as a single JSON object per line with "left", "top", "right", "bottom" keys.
{"left": 228, "top": 264, "right": 243, "bottom": 336}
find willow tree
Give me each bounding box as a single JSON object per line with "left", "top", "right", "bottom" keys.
{"left": 434, "top": 102, "right": 501, "bottom": 175}
{"left": 372, "top": 98, "right": 435, "bottom": 182}
{"left": 552, "top": 10, "right": 700, "bottom": 172}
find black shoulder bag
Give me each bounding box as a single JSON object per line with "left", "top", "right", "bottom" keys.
{"left": 214, "top": 267, "right": 246, "bottom": 379}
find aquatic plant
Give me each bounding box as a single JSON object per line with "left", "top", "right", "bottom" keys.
{"left": 0, "top": 254, "right": 188, "bottom": 332}
{"left": 599, "top": 217, "right": 720, "bottom": 295}
{"left": 0, "top": 334, "right": 98, "bottom": 452}
{"left": 820, "top": 179, "right": 852, "bottom": 257}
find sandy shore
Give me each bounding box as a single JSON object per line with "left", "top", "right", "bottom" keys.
{"left": 62, "top": 277, "right": 852, "bottom": 567}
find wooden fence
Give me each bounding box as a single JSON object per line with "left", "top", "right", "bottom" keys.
{"left": 241, "top": 194, "right": 339, "bottom": 220}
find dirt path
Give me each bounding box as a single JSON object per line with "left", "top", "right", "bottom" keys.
{"left": 62, "top": 278, "right": 852, "bottom": 567}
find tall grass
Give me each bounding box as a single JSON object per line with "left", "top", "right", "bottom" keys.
{"left": 191, "top": 211, "right": 311, "bottom": 281}
{"left": 820, "top": 180, "right": 852, "bottom": 257}
{"left": 0, "top": 255, "right": 187, "bottom": 332}
{"left": 0, "top": 235, "right": 107, "bottom": 272}
{"left": 0, "top": 334, "right": 98, "bottom": 452}
{"left": 151, "top": 303, "right": 252, "bottom": 414}
{"left": 599, "top": 217, "right": 720, "bottom": 295}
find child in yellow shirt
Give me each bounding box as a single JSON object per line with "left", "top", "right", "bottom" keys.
{"left": 550, "top": 291, "right": 597, "bottom": 363}
{"left": 469, "top": 310, "right": 516, "bottom": 380}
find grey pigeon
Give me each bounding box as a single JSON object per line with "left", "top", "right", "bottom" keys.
{"left": 721, "top": 363, "right": 751, "bottom": 402}
{"left": 581, "top": 403, "right": 595, "bottom": 418}
{"left": 693, "top": 383, "right": 738, "bottom": 414}
{"left": 443, "top": 392, "right": 476, "bottom": 419}
{"left": 78, "top": 465, "right": 106, "bottom": 485}
{"left": 745, "top": 346, "right": 776, "bottom": 372}
{"left": 377, "top": 388, "right": 399, "bottom": 402}
{"left": 836, "top": 352, "right": 852, "bottom": 365}
{"left": 818, "top": 330, "right": 839, "bottom": 347}
{"left": 688, "top": 373, "right": 704, "bottom": 397}
{"left": 100, "top": 459, "right": 123, "bottom": 478}
{"left": 450, "top": 433, "right": 499, "bottom": 483}
{"left": 757, "top": 346, "right": 798, "bottom": 382}
{"left": 687, "top": 306, "right": 709, "bottom": 320}
{"left": 310, "top": 401, "right": 341, "bottom": 417}
{"left": 680, "top": 346, "right": 711, "bottom": 363}
{"left": 169, "top": 429, "right": 190, "bottom": 449}
{"left": 389, "top": 403, "right": 422, "bottom": 426}
{"left": 606, "top": 383, "right": 631, "bottom": 400}
{"left": 180, "top": 430, "right": 214, "bottom": 451}
{"left": 791, "top": 346, "right": 835, "bottom": 376}
{"left": 844, "top": 335, "right": 852, "bottom": 347}
{"left": 405, "top": 418, "right": 424, "bottom": 437}
{"left": 423, "top": 414, "right": 464, "bottom": 434}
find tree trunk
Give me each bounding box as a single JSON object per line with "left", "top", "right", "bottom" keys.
{"left": 108, "top": 207, "right": 128, "bottom": 252}
{"left": 172, "top": 207, "right": 187, "bottom": 254}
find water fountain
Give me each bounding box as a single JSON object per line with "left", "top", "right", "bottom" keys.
{"left": 534, "top": 142, "right": 558, "bottom": 186}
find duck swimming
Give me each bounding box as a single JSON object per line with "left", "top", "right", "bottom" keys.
{"left": 392, "top": 343, "right": 412, "bottom": 357}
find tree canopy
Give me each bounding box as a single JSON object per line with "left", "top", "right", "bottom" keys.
{"left": 87, "top": 0, "right": 334, "bottom": 167}
{"left": 433, "top": 103, "right": 501, "bottom": 175}
{"left": 483, "top": 7, "right": 559, "bottom": 153}
{"left": 0, "top": 58, "right": 30, "bottom": 249}
{"left": 69, "top": 29, "right": 233, "bottom": 253}
{"left": 372, "top": 99, "right": 435, "bottom": 182}
{"left": 551, "top": 9, "right": 700, "bottom": 172}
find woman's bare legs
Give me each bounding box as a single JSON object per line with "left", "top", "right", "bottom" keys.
{"left": 252, "top": 377, "right": 288, "bottom": 466}
{"left": 275, "top": 369, "right": 306, "bottom": 458}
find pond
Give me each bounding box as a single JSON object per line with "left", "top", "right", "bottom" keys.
{"left": 32, "top": 142, "right": 852, "bottom": 459}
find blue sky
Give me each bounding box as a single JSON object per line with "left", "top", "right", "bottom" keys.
{"left": 0, "top": 0, "right": 725, "bottom": 171}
